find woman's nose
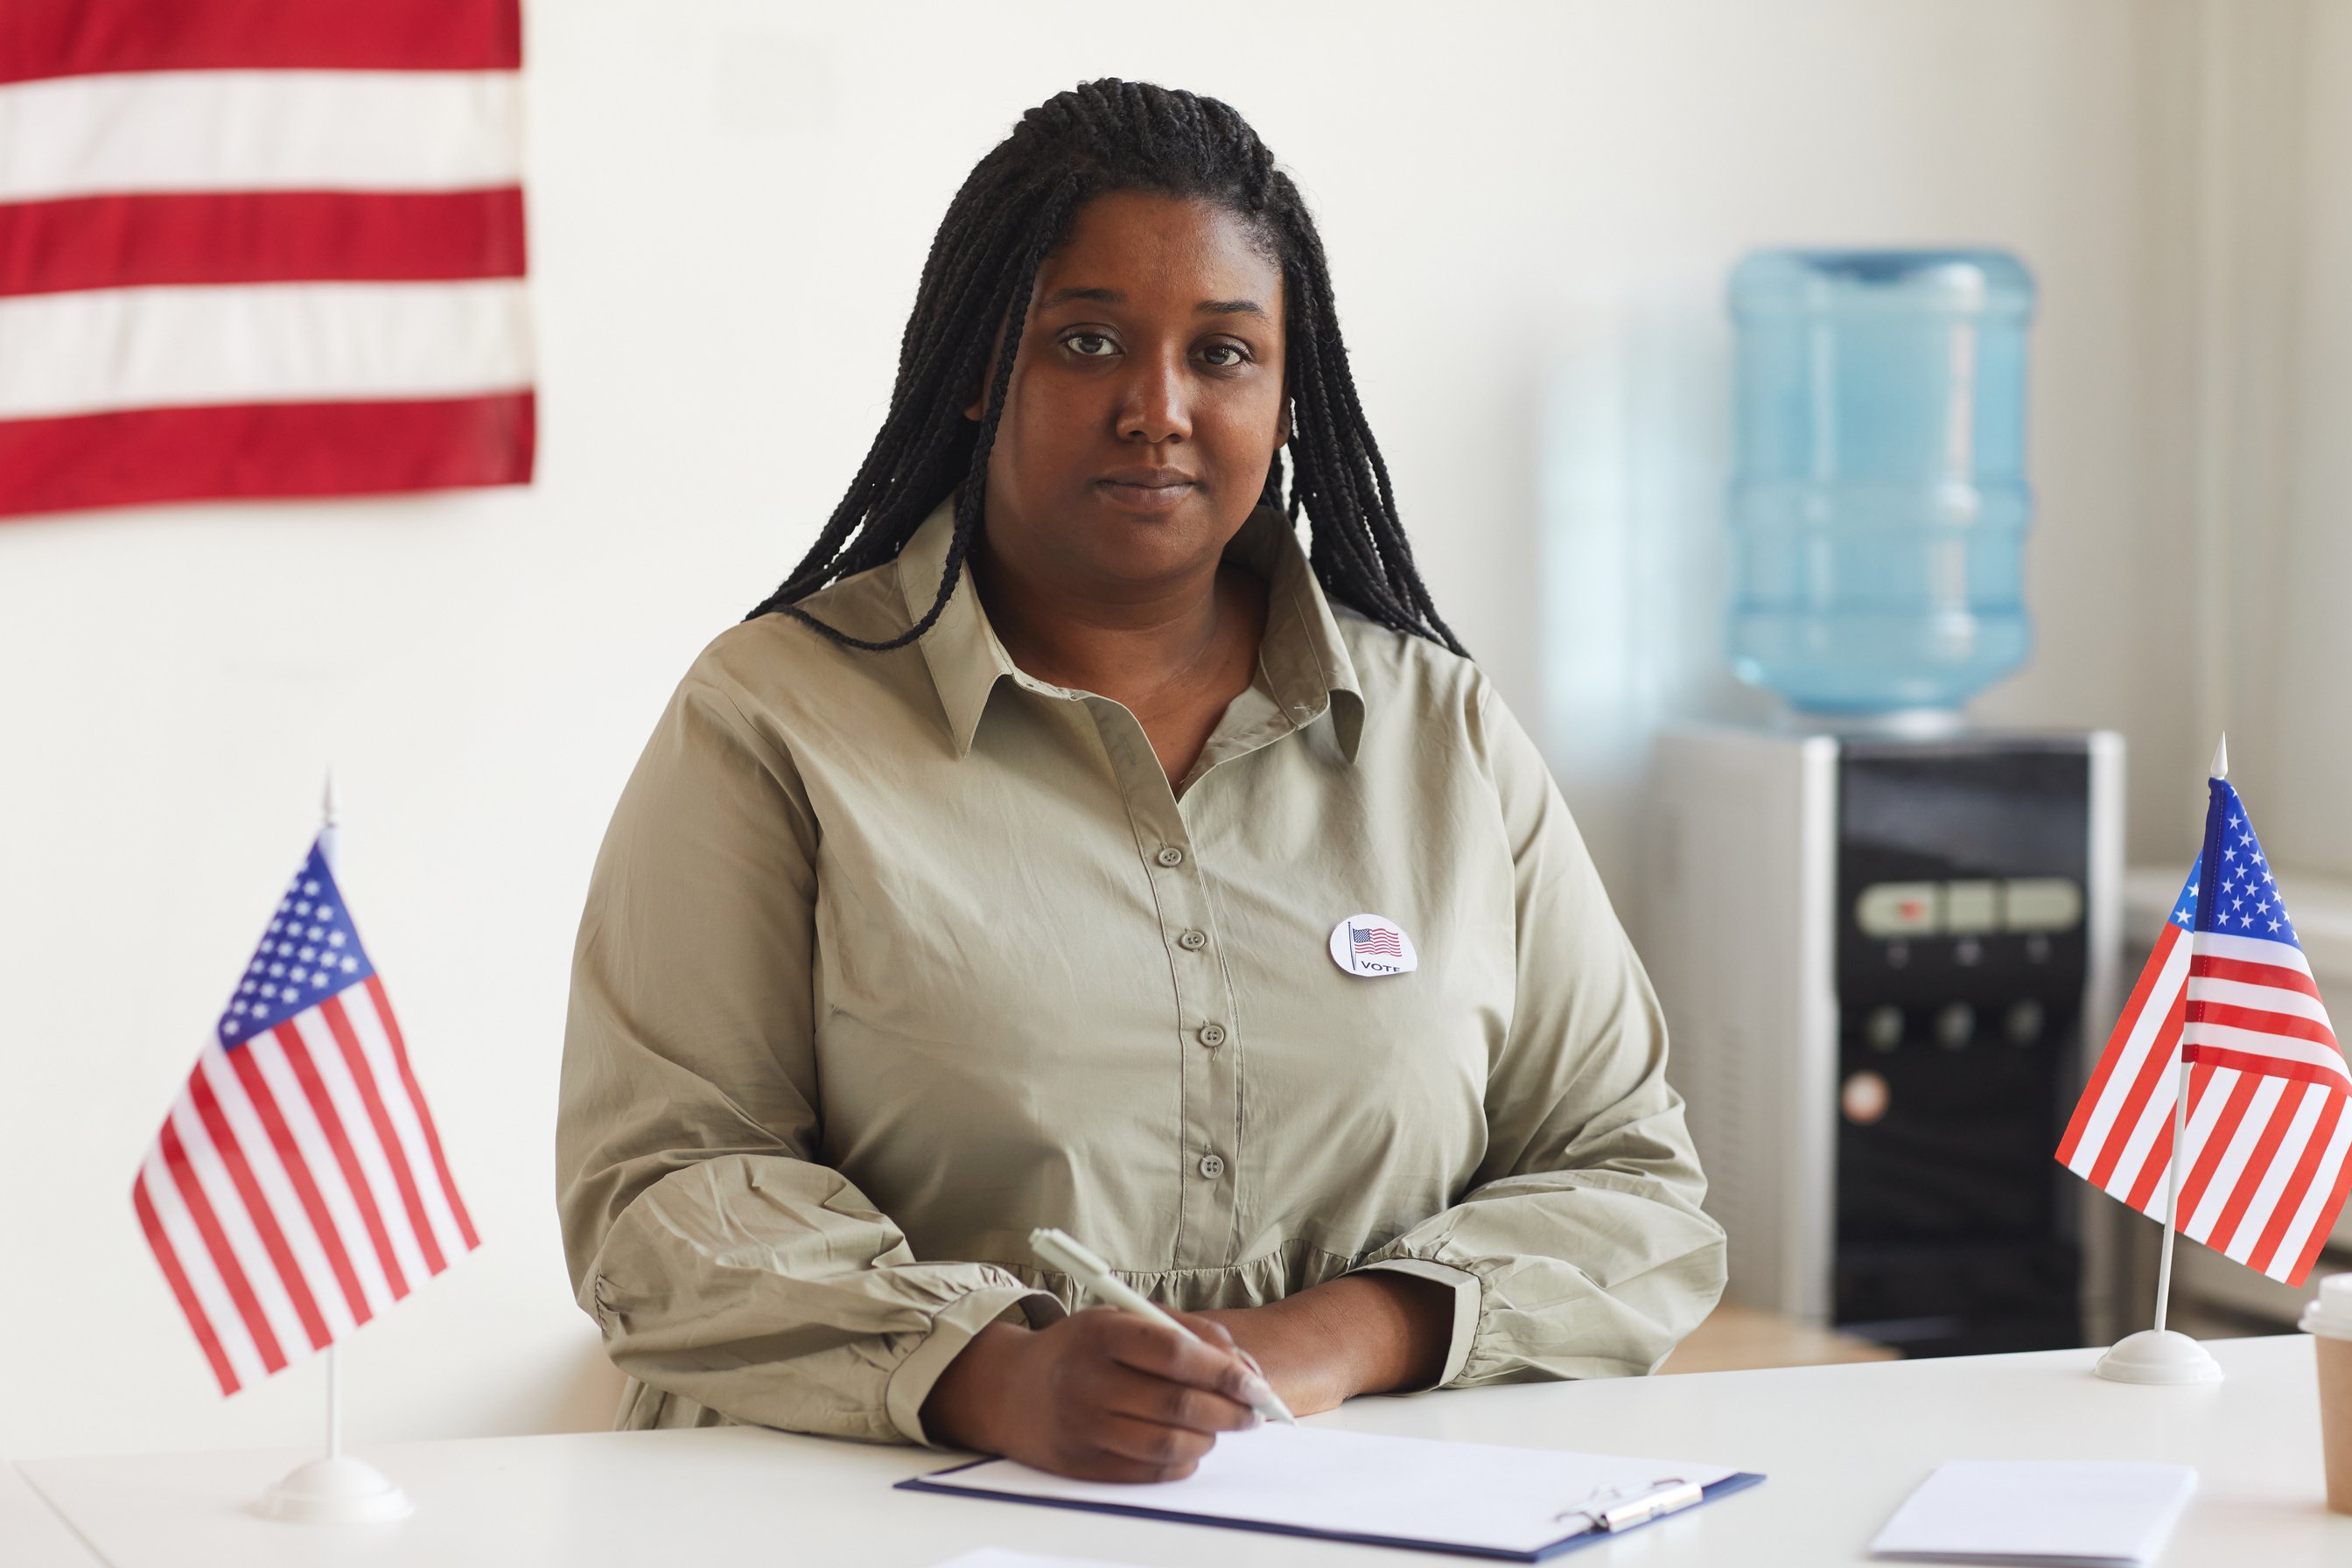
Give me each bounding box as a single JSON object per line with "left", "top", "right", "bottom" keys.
{"left": 1115, "top": 349, "right": 1192, "bottom": 444}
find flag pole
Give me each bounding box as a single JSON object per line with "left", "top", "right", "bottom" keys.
{"left": 322, "top": 770, "right": 342, "bottom": 1466}
{"left": 256, "top": 771, "right": 414, "bottom": 1523}
{"left": 2093, "top": 735, "right": 2226, "bottom": 1385}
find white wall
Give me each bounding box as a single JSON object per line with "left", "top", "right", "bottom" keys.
{"left": 0, "top": 0, "right": 2313, "bottom": 1460}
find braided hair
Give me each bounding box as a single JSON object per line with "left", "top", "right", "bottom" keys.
{"left": 746, "top": 78, "right": 1461, "bottom": 656}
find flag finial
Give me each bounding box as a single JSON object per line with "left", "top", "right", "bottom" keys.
{"left": 2209, "top": 733, "right": 2229, "bottom": 780}
{"left": 322, "top": 768, "right": 340, "bottom": 828}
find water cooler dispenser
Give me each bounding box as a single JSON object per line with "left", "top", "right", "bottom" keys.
{"left": 1645, "top": 251, "right": 2123, "bottom": 1355}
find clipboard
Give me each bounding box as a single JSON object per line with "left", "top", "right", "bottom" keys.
{"left": 898, "top": 1424, "right": 1765, "bottom": 1561}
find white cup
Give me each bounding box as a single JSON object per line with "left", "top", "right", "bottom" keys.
{"left": 2305, "top": 1273, "right": 2352, "bottom": 1514}
{"left": 2302, "top": 1274, "right": 2352, "bottom": 1340}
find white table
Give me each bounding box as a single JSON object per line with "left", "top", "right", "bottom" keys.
{"left": 14, "top": 1335, "right": 2346, "bottom": 1566}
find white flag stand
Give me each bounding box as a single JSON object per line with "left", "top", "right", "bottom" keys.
{"left": 2093, "top": 736, "right": 2227, "bottom": 1387}
{"left": 256, "top": 774, "right": 416, "bottom": 1523}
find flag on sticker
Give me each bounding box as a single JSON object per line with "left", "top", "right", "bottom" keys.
{"left": 0, "top": 0, "right": 535, "bottom": 519}
{"left": 133, "top": 836, "right": 477, "bottom": 1394}
{"left": 2058, "top": 775, "right": 2350, "bottom": 1285}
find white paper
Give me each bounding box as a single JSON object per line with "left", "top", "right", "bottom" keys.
{"left": 926, "top": 1551, "right": 1143, "bottom": 1568}
{"left": 1869, "top": 1461, "right": 2197, "bottom": 1566}
{"left": 917, "top": 1424, "right": 1740, "bottom": 1556}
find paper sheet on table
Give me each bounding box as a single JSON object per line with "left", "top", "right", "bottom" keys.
{"left": 1869, "top": 1461, "right": 2197, "bottom": 1566}
{"left": 905, "top": 1424, "right": 1747, "bottom": 1559}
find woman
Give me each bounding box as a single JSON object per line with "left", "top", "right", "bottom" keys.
{"left": 557, "top": 79, "right": 1724, "bottom": 1484}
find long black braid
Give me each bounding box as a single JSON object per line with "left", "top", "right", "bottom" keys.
{"left": 746, "top": 79, "right": 1463, "bottom": 656}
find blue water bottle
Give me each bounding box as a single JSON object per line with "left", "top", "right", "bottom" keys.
{"left": 1726, "top": 249, "right": 2035, "bottom": 715}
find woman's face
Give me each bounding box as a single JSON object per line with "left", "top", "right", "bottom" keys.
{"left": 970, "top": 189, "right": 1289, "bottom": 601}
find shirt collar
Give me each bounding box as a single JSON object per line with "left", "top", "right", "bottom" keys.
{"left": 897, "top": 494, "right": 1364, "bottom": 762}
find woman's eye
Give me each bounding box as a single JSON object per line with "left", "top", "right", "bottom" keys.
{"left": 1066, "top": 332, "right": 1117, "bottom": 357}
{"left": 1200, "top": 343, "right": 1250, "bottom": 368}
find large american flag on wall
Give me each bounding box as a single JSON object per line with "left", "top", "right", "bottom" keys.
{"left": 0, "top": 2, "right": 534, "bottom": 519}
{"left": 134, "top": 834, "right": 477, "bottom": 1394}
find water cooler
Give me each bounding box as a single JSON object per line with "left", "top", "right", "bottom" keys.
{"left": 1642, "top": 251, "right": 2123, "bottom": 1355}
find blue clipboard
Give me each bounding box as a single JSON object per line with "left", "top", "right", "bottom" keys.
{"left": 898, "top": 1460, "right": 1765, "bottom": 1561}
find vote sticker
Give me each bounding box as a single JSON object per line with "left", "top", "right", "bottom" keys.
{"left": 1329, "top": 914, "right": 1418, "bottom": 977}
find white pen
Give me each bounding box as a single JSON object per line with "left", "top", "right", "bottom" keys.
{"left": 1030, "top": 1226, "right": 1298, "bottom": 1426}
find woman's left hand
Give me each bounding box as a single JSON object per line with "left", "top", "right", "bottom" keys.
{"left": 1195, "top": 1271, "right": 1453, "bottom": 1416}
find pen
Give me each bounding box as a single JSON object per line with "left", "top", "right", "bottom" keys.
{"left": 1029, "top": 1226, "right": 1298, "bottom": 1426}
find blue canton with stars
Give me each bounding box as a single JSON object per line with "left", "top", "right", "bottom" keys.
{"left": 2184, "top": 778, "right": 2301, "bottom": 948}
{"left": 217, "top": 837, "right": 377, "bottom": 1049}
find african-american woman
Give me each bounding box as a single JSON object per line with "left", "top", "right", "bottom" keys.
{"left": 557, "top": 79, "right": 1726, "bottom": 1484}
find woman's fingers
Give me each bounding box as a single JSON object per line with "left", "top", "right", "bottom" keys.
{"left": 1088, "top": 1410, "right": 1218, "bottom": 1475}
{"left": 1101, "top": 1313, "right": 1273, "bottom": 1409}
{"left": 1092, "top": 1362, "right": 1259, "bottom": 1434}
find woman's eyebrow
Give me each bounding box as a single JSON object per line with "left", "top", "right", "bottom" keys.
{"left": 1037, "top": 285, "right": 1268, "bottom": 321}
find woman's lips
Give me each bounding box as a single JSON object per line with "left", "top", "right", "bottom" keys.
{"left": 1096, "top": 478, "right": 1197, "bottom": 512}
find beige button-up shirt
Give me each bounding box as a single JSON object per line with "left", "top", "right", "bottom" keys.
{"left": 558, "top": 498, "right": 1725, "bottom": 1446}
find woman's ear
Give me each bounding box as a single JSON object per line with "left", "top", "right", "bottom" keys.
{"left": 1275, "top": 403, "right": 1292, "bottom": 446}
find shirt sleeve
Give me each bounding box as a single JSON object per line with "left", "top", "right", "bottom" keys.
{"left": 556, "top": 663, "right": 1060, "bottom": 1447}
{"left": 1354, "top": 680, "right": 1726, "bottom": 1385}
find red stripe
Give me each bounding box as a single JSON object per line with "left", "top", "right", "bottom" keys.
{"left": 2090, "top": 985, "right": 2188, "bottom": 1192}
{"left": 188, "top": 1066, "right": 332, "bottom": 1352}
{"left": 0, "top": 0, "right": 521, "bottom": 84}
{"left": 228, "top": 1042, "right": 372, "bottom": 1328}
{"left": 2290, "top": 1130, "right": 2352, "bottom": 1285}
{"left": 2181, "top": 1046, "right": 2351, "bottom": 1090}
{"left": 366, "top": 975, "right": 479, "bottom": 1250}
{"left": 2177, "top": 1072, "right": 2262, "bottom": 1221}
{"left": 0, "top": 190, "right": 528, "bottom": 298}
{"left": 274, "top": 1020, "right": 410, "bottom": 1301}
{"left": 2194, "top": 953, "right": 2326, "bottom": 1002}
{"left": 0, "top": 393, "right": 535, "bottom": 520}
{"left": 2122, "top": 1062, "right": 2212, "bottom": 1214}
{"left": 2061, "top": 924, "right": 2180, "bottom": 1165}
{"left": 2250, "top": 1090, "right": 2346, "bottom": 1276}
{"left": 320, "top": 993, "right": 445, "bottom": 1276}
{"left": 157, "top": 1115, "right": 286, "bottom": 1376}
{"left": 2202, "top": 1083, "right": 2303, "bottom": 1255}
{"left": 134, "top": 1172, "right": 239, "bottom": 1396}
{"left": 2186, "top": 998, "right": 2338, "bottom": 1048}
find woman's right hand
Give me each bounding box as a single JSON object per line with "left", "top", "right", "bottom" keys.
{"left": 921, "top": 1308, "right": 1268, "bottom": 1481}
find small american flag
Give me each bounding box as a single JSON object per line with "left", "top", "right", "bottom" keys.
{"left": 1350, "top": 922, "right": 1404, "bottom": 961}
{"left": 2058, "top": 777, "right": 2349, "bottom": 1285}
{"left": 133, "top": 836, "right": 476, "bottom": 1394}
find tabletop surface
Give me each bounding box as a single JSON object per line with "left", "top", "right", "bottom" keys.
{"left": 15, "top": 1334, "right": 2348, "bottom": 1567}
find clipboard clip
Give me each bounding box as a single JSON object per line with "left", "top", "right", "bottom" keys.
{"left": 1557, "top": 1476, "right": 1706, "bottom": 1534}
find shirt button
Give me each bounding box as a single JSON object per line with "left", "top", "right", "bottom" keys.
{"left": 1156, "top": 846, "right": 1185, "bottom": 868}
{"left": 1197, "top": 1022, "right": 1227, "bottom": 1047}
{"left": 1178, "top": 928, "right": 1208, "bottom": 951}
{"left": 1198, "top": 1153, "right": 1226, "bottom": 1179}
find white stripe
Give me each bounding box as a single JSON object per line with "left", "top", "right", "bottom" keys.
{"left": 2187, "top": 974, "right": 2336, "bottom": 1027}
{"left": 247, "top": 1028, "right": 398, "bottom": 1315}
{"left": 201, "top": 1046, "right": 360, "bottom": 1340}
{"left": 138, "top": 1148, "right": 266, "bottom": 1391}
{"left": 291, "top": 1007, "right": 433, "bottom": 1289}
{"left": 2107, "top": 1057, "right": 2193, "bottom": 1206}
{"left": 2186, "top": 1075, "right": 2288, "bottom": 1236}
{"left": 0, "top": 280, "right": 534, "bottom": 420}
{"left": 2264, "top": 1103, "right": 2352, "bottom": 1282}
{"left": 2126, "top": 1068, "right": 2232, "bottom": 1219}
{"left": 2218, "top": 1082, "right": 2326, "bottom": 1262}
{"left": 341, "top": 984, "right": 470, "bottom": 1262}
{"left": 2068, "top": 932, "right": 2189, "bottom": 1174}
{"left": 2181, "top": 1022, "right": 2352, "bottom": 1085}
{"left": 0, "top": 70, "right": 522, "bottom": 202}
{"left": 167, "top": 1092, "right": 312, "bottom": 1364}
{"left": 2196, "top": 931, "right": 2317, "bottom": 976}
